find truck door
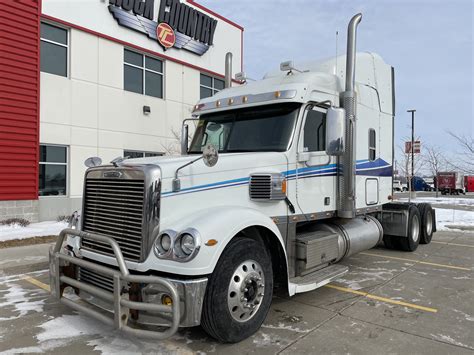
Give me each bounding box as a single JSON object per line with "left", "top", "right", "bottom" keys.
{"left": 295, "top": 106, "right": 336, "bottom": 214}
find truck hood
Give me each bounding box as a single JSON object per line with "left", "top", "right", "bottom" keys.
{"left": 122, "top": 152, "right": 288, "bottom": 180}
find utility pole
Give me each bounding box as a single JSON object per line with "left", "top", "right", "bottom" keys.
{"left": 407, "top": 109, "right": 416, "bottom": 201}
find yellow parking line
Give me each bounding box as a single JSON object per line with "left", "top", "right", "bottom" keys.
{"left": 324, "top": 284, "right": 438, "bottom": 313}
{"left": 432, "top": 241, "right": 474, "bottom": 248}
{"left": 22, "top": 276, "right": 50, "bottom": 292}
{"left": 360, "top": 252, "right": 471, "bottom": 271}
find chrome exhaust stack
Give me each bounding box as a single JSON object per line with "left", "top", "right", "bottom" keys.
{"left": 338, "top": 13, "right": 362, "bottom": 219}
{"left": 224, "top": 52, "right": 233, "bottom": 88}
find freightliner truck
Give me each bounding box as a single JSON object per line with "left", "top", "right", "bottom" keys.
{"left": 50, "top": 14, "right": 436, "bottom": 343}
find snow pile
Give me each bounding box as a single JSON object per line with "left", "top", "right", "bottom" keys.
{"left": 435, "top": 208, "right": 474, "bottom": 231}
{"left": 0, "top": 221, "right": 67, "bottom": 242}
{"left": 398, "top": 196, "right": 474, "bottom": 207}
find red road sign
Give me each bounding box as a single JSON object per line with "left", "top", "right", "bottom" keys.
{"left": 405, "top": 141, "right": 421, "bottom": 154}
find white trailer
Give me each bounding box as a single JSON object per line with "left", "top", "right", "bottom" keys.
{"left": 49, "top": 14, "right": 436, "bottom": 343}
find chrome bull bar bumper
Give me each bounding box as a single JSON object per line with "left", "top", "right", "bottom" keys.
{"left": 49, "top": 228, "right": 180, "bottom": 340}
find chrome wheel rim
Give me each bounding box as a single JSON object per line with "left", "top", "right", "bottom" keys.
{"left": 227, "top": 259, "right": 265, "bottom": 322}
{"left": 412, "top": 214, "right": 420, "bottom": 243}
{"left": 425, "top": 210, "right": 433, "bottom": 236}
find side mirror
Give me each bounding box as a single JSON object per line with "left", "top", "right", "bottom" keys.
{"left": 181, "top": 123, "right": 189, "bottom": 155}
{"left": 84, "top": 157, "right": 102, "bottom": 168}
{"left": 325, "top": 107, "right": 346, "bottom": 156}
{"left": 202, "top": 143, "right": 218, "bottom": 167}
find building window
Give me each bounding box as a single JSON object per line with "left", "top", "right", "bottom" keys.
{"left": 124, "top": 49, "right": 163, "bottom": 98}
{"left": 369, "top": 129, "right": 376, "bottom": 161}
{"left": 124, "top": 150, "right": 163, "bottom": 159}
{"left": 303, "top": 110, "right": 326, "bottom": 152}
{"left": 39, "top": 145, "right": 67, "bottom": 196}
{"left": 200, "top": 73, "right": 225, "bottom": 99}
{"left": 40, "top": 23, "right": 68, "bottom": 77}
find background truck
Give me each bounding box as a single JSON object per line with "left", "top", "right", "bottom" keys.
{"left": 437, "top": 171, "right": 465, "bottom": 195}
{"left": 393, "top": 179, "right": 403, "bottom": 192}
{"left": 49, "top": 13, "right": 436, "bottom": 343}
{"left": 464, "top": 176, "right": 474, "bottom": 192}
{"left": 412, "top": 176, "right": 432, "bottom": 191}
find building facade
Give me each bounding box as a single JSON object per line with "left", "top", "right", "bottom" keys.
{"left": 0, "top": 0, "right": 243, "bottom": 222}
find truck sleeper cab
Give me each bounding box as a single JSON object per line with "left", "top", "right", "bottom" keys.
{"left": 49, "top": 14, "right": 436, "bottom": 343}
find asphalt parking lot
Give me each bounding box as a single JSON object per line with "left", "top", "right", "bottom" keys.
{"left": 0, "top": 227, "right": 473, "bottom": 355}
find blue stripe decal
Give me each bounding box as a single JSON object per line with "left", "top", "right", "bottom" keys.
{"left": 162, "top": 158, "right": 392, "bottom": 197}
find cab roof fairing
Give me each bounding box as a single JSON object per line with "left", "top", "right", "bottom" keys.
{"left": 192, "top": 52, "right": 393, "bottom": 116}
{"left": 192, "top": 72, "right": 342, "bottom": 116}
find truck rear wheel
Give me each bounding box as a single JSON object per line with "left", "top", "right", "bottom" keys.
{"left": 397, "top": 205, "right": 421, "bottom": 251}
{"left": 416, "top": 203, "right": 434, "bottom": 244}
{"left": 201, "top": 237, "right": 273, "bottom": 343}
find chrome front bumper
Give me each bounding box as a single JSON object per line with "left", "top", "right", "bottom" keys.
{"left": 49, "top": 228, "right": 207, "bottom": 340}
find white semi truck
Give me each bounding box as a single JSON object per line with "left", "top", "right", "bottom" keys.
{"left": 50, "top": 14, "right": 436, "bottom": 343}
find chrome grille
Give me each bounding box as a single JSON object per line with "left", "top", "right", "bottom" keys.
{"left": 82, "top": 178, "right": 145, "bottom": 261}
{"left": 78, "top": 266, "right": 114, "bottom": 293}
{"left": 249, "top": 174, "right": 272, "bottom": 200}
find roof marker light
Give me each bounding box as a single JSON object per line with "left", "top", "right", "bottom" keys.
{"left": 216, "top": 100, "right": 221, "bottom": 107}
{"left": 242, "top": 96, "right": 248, "bottom": 103}
{"left": 228, "top": 98, "right": 234, "bottom": 105}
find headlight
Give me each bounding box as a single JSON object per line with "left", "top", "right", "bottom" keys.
{"left": 153, "top": 228, "right": 200, "bottom": 261}
{"left": 180, "top": 234, "right": 195, "bottom": 255}
{"left": 153, "top": 231, "right": 176, "bottom": 257}
{"left": 174, "top": 228, "right": 201, "bottom": 261}
{"left": 161, "top": 234, "right": 172, "bottom": 251}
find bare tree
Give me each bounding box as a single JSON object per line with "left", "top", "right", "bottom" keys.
{"left": 159, "top": 128, "right": 182, "bottom": 156}
{"left": 446, "top": 131, "right": 474, "bottom": 174}
{"left": 423, "top": 145, "right": 447, "bottom": 196}
{"left": 160, "top": 124, "right": 196, "bottom": 156}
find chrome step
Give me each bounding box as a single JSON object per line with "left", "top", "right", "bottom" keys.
{"left": 289, "top": 264, "right": 349, "bottom": 295}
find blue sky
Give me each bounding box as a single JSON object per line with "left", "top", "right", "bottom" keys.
{"left": 201, "top": 0, "right": 473, "bottom": 157}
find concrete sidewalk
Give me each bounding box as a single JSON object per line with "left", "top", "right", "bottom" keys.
{"left": 0, "top": 243, "right": 52, "bottom": 276}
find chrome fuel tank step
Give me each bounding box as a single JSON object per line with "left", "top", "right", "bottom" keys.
{"left": 289, "top": 264, "right": 348, "bottom": 295}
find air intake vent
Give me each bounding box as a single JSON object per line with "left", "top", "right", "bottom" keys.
{"left": 249, "top": 174, "right": 272, "bottom": 200}
{"left": 249, "top": 173, "right": 286, "bottom": 201}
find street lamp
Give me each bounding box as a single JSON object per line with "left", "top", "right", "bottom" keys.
{"left": 407, "top": 109, "right": 416, "bottom": 201}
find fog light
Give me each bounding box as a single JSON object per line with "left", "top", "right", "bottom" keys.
{"left": 161, "top": 294, "right": 173, "bottom": 306}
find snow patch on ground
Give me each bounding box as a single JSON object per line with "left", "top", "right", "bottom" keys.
{"left": 430, "top": 333, "right": 471, "bottom": 348}
{"left": 0, "top": 221, "right": 67, "bottom": 242}
{"left": 36, "top": 313, "right": 193, "bottom": 354}
{"left": 434, "top": 208, "right": 474, "bottom": 231}
{"left": 0, "top": 283, "right": 44, "bottom": 318}
{"left": 398, "top": 196, "right": 474, "bottom": 206}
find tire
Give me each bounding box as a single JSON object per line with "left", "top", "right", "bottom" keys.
{"left": 397, "top": 205, "right": 421, "bottom": 251}
{"left": 383, "top": 234, "right": 398, "bottom": 249}
{"left": 201, "top": 237, "right": 273, "bottom": 343}
{"left": 416, "top": 203, "right": 434, "bottom": 244}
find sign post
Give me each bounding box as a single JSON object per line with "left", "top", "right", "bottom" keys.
{"left": 407, "top": 109, "right": 417, "bottom": 201}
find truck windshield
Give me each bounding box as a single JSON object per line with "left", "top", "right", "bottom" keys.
{"left": 189, "top": 103, "right": 301, "bottom": 153}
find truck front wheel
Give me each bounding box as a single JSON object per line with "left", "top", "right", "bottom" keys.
{"left": 201, "top": 237, "right": 273, "bottom": 343}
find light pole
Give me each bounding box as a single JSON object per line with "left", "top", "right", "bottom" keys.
{"left": 407, "top": 109, "right": 416, "bottom": 201}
